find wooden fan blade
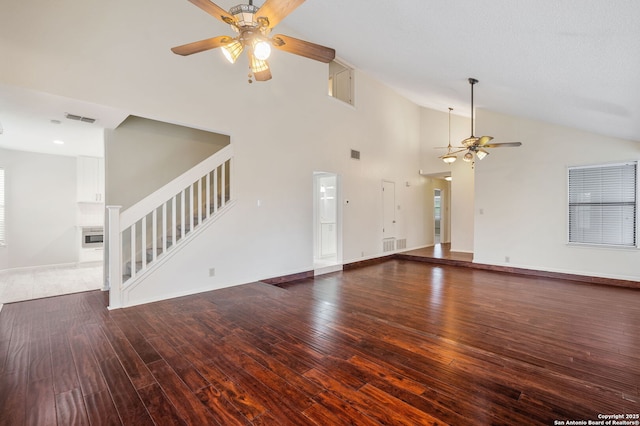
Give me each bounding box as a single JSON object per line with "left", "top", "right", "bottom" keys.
{"left": 257, "top": 0, "right": 305, "bottom": 28}
{"left": 484, "top": 142, "right": 522, "bottom": 148}
{"left": 187, "top": 0, "right": 235, "bottom": 25}
{"left": 438, "top": 149, "right": 466, "bottom": 158}
{"left": 171, "top": 36, "right": 232, "bottom": 56}
{"left": 477, "top": 135, "right": 494, "bottom": 146}
{"left": 272, "top": 34, "right": 335, "bottom": 63}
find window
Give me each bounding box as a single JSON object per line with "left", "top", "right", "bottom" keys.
{"left": 328, "top": 60, "right": 353, "bottom": 106}
{"left": 0, "top": 168, "right": 4, "bottom": 245}
{"left": 568, "top": 161, "right": 637, "bottom": 247}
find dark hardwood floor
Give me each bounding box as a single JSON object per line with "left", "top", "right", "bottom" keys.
{"left": 1, "top": 259, "right": 639, "bottom": 425}
{"left": 397, "top": 243, "right": 474, "bottom": 264}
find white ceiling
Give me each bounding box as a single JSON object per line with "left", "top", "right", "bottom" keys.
{"left": 279, "top": 0, "right": 640, "bottom": 142}
{"left": 1, "top": 0, "right": 639, "bottom": 157}
{"left": 0, "top": 84, "right": 129, "bottom": 157}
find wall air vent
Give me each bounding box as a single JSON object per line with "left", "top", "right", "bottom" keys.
{"left": 65, "top": 113, "right": 96, "bottom": 124}
{"left": 350, "top": 149, "right": 360, "bottom": 160}
{"left": 383, "top": 238, "right": 396, "bottom": 252}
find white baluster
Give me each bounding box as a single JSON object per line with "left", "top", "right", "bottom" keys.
{"left": 162, "top": 202, "right": 167, "bottom": 253}
{"left": 221, "top": 161, "right": 226, "bottom": 207}
{"left": 141, "top": 216, "right": 147, "bottom": 270}
{"left": 197, "top": 177, "right": 202, "bottom": 226}
{"left": 181, "top": 189, "right": 186, "bottom": 240}
{"left": 213, "top": 168, "right": 218, "bottom": 214}
{"left": 206, "top": 172, "right": 211, "bottom": 219}
{"left": 106, "top": 205, "right": 122, "bottom": 309}
{"left": 228, "top": 157, "right": 233, "bottom": 202}
{"left": 189, "top": 184, "right": 194, "bottom": 234}
{"left": 152, "top": 209, "right": 157, "bottom": 262}
{"left": 131, "top": 223, "right": 136, "bottom": 279}
{"left": 172, "top": 195, "right": 176, "bottom": 248}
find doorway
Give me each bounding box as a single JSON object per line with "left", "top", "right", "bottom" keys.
{"left": 313, "top": 172, "right": 341, "bottom": 273}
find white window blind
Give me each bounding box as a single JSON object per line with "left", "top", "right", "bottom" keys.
{"left": 568, "top": 162, "right": 637, "bottom": 247}
{"left": 0, "top": 168, "right": 4, "bottom": 245}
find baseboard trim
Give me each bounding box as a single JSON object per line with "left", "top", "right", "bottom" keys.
{"left": 466, "top": 262, "right": 640, "bottom": 290}
{"left": 262, "top": 270, "right": 314, "bottom": 286}
{"left": 343, "top": 255, "right": 394, "bottom": 270}
{"left": 262, "top": 253, "right": 639, "bottom": 291}
{"left": 395, "top": 253, "right": 640, "bottom": 290}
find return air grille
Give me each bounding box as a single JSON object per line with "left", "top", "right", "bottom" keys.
{"left": 350, "top": 149, "right": 360, "bottom": 160}
{"left": 65, "top": 113, "right": 96, "bottom": 124}
{"left": 383, "top": 238, "right": 395, "bottom": 252}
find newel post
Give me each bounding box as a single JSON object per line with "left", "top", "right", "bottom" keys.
{"left": 106, "top": 205, "right": 122, "bottom": 309}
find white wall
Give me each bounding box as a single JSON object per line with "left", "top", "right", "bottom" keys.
{"left": 0, "top": 148, "right": 78, "bottom": 270}
{"left": 474, "top": 109, "right": 640, "bottom": 281}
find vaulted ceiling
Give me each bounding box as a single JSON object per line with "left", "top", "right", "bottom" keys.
{"left": 275, "top": 0, "right": 640, "bottom": 142}
{"left": 1, "top": 0, "right": 639, "bottom": 156}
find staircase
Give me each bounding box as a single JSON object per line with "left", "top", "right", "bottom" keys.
{"left": 106, "top": 145, "right": 234, "bottom": 309}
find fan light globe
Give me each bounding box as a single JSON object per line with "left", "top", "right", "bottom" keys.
{"left": 253, "top": 40, "right": 271, "bottom": 60}
{"left": 222, "top": 40, "right": 244, "bottom": 63}
{"left": 250, "top": 55, "right": 269, "bottom": 73}
{"left": 476, "top": 149, "right": 489, "bottom": 160}
{"left": 442, "top": 154, "right": 457, "bottom": 164}
{"left": 463, "top": 151, "right": 474, "bottom": 162}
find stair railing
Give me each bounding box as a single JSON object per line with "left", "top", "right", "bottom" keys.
{"left": 106, "top": 145, "right": 233, "bottom": 309}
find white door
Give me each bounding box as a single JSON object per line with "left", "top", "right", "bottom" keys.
{"left": 318, "top": 175, "right": 337, "bottom": 258}
{"left": 382, "top": 180, "right": 396, "bottom": 238}
{"left": 314, "top": 172, "right": 340, "bottom": 266}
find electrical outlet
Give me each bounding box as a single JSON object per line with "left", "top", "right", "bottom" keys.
{"left": 209, "top": 268, "right": 216, "bottom": 277}
{"left": 505, "top": 256, "right": 510, "bottom": 263}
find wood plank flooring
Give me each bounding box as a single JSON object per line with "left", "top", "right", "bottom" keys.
{"left": 1, "top": 260, "right": 639, "bottom": 425}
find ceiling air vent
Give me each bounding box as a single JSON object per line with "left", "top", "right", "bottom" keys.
{"left": 350, "top": 149, "right": 360, "bottom": 160}
{"left": 65, "top": 113, "right": 96, "bottom": 124}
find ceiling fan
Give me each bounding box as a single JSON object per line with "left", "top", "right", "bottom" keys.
{"left": 171, "top": 0, "right": 336, "bottom": 82}
{"left": 438, "top": 78, "right": 522, "bottom": 164}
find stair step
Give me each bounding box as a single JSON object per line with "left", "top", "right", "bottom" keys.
{"left": 144, "top": 241, "right": 174, "bottom": 261}
{"left": 124, "top": 260, "right": 143, "bottom": 276}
